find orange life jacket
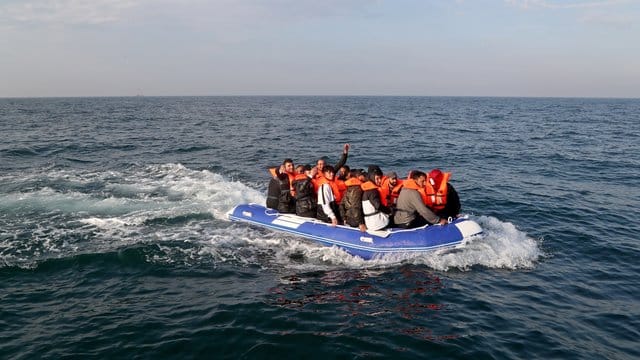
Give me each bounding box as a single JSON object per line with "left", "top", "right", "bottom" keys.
{"left": 313, "top": 172, "right": 324, "bottom": 185}
{"left": 361, "top": 180, "right": 384, "bottom": 203}
{"left": 403, "top": 178, "right": 428, "bottom": 204}
{"left": 380, "top": 177, "right": 404, "bottom": 207}
{"left": 315, "top": 175, "right": 343, "bottom": 204}
{"left": 334, "top": 178, "right": 346, "bottom": 204}
{"left": 312, "top": 172, "right": 330, "bottom": 192}
{"left": 292, "top": 173, "right": 308, "bottom": 182}
{"left": 344, "top": 178, "right": 362, "bottom": 187}
{"left": 360, "top": 180, "right": 378, "bottom": 192}
{"left": 292, "top": 173, "right": 310, "bottom": 196}
{"left": 379, "top": 177, "right": 391, "bottom": 206}
{"left": 269, "top": 167, "right": 296, "bottom": 196}
{"left": 391, "top": 180, "right": 404, "bottom": 200}
{"left": 424, "top": 172, "right": 450, "bottom": 211}
{"left": 311, "top": 176, "right": 320, "bottom": 193}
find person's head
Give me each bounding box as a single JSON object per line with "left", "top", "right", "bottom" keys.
{"left": 386, "top": 172, "right": 398, "bottom": 186}
{"left": 411, "top": 170, "right": 427, "bottom": 187}
{"left": 368, "top": 168, "right": 383, "bottom": 185}
{"left": 428, "top": 169, "right": 444, "bottom": 187}
{"left": 316, "top": 158, "right": 326, "bottom": 172}
{"left": 283, "top": 158, "right": 294, "bottom": 173}
{"left": 308, "top": 165, "right": 319, "bottom": 178}
{"left": 323, "top": 165, "right": 335, "bottom": 180}
{"left": 374, "top": 173, "right": 383, "bottom": 186}
{"left": 295, "top": 164, "right": 305, "bottom": 174}
{"left": 350, "top": 169, "right": 366, "bottom": 181}
{"left": 301, "top": 164, "right": 312, "bottom": 176}
{"left": 367, "top": 165, "right": 382, "bottom": 178}
{"left": 338, "top": 165, "right": 350, "bottom": 180}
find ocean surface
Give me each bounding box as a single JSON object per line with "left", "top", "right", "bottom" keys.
{"left": 1, "top": 96, "right": 638, "bottom": 359}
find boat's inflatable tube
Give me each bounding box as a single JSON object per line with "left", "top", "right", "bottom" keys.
{"left": 228, "top": 203, "right": 483, "bottom": 260}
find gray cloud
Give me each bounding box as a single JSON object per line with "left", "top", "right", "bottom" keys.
{"left": 0, "top": 0, "right": 142, "bottom": 25}
{"left": 0, "top": 0, "right": 383, "bottom": 27}
{"left": 579, "top": 11, "right": 635, "bottom": 26}
{"left": 505, "top": 0, "right": 631, "bottom": 10}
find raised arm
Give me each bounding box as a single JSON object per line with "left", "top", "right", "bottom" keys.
{"left": 333, "top": 143, "right": 350, "bottom": 170}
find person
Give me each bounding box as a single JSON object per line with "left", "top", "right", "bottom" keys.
{"left": 334, "top": 164, "right": 350, "bottom": 202}
{"left": 334, "top": 172, "right": 347, "bottom": 205}
{"left": 314, "top": 144, "right": 350, "bottom": 204}
{"left": 394, "top": 170, "right": 446, "bottom": 228}
{"left": 292, "top": 165, "right": 318, "bottom": 218}
{"left": 366, "top": 165, "right": 383, "bottom": 179}
{"left": 315, "top": 144, "right": 350, "bottom": 180}
{"left": 340, "top": 169, "right": 366, "bottom": 232}
{"left": 379, "top": 171, "right": 404, "bottom": 210}
{"left": 361, "top": 168, "right": 390, "bottom": 230}
{"left": 425, "top": 169, "right": 461, "bottom": 219}
{"left": 316, "top": 165, "right": 342, "bottom": 226}
{"left": 337, "top": 165, "right": 350, "bottom": 181}
{"left": 266, "top": 158, "right": 296, "bottom": 213}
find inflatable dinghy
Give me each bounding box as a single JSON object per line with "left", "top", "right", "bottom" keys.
{"left": 228, "top": 203, "right": 483, "bottom": 260}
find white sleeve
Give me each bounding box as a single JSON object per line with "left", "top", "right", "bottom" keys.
{"left": 318, "top": 184, "right": 336, "bottom": 219}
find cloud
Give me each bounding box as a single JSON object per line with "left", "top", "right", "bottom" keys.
{"left": 505, "top": 0, "right": 630, "bottom": 10}
{"left": 1, "top": 0, "right": 385, "bottom": 30}
{"left": 505, "top": 0, "right": 638, "bottom": 29}
{"left": 579, "top": 11, "right": 635, "bottom": 26}
{"left": 0, "top": 0, "right": 141, "bottom": 25}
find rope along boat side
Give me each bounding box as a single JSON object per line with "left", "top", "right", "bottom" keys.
{"left": 228, "top": 203, "right": 483, "bottom": 260}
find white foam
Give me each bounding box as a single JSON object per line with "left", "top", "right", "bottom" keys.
{"left": 1, "top": 163, "right": 542, "bottom": 272}
{"left": 1, "top": 164, "right": 264, "bottom": 267}
{"left": 390, "top": 215, "right": 543, "bottom": 271}
{"left": 79, "top": 217, "right": 132, "bottom": 229}
{"left": 197, "top": 214, "right": 543, "bottom": 272}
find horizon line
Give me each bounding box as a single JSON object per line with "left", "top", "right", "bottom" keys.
{"left": 1, "top": 94, "right": 639, "bottom": 100}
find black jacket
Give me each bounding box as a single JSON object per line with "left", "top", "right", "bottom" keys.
{"left": 434, "top": 184, "right": 461, "bottom": 219}
{"left": 266, "top": 174, "right": 294, "bottom": 213}
{"left": 293, "top": 176, "right": 316, "bottom": 218}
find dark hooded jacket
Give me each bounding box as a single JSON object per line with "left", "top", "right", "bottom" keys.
{"left": 293, "top": 175, "right": 316, "bottom": 218}
{"left": 340, "top": 178, "right": 365, "bottom": 227}
{"left": 266, "top": 173, "right": 294, "bottom": 213}
{"left": 434, "top": 183, "right": 461, "bottom": 219}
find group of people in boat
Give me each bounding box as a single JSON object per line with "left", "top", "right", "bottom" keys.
{"left": 266, "top": 144, "right": 461, "bottom": 231}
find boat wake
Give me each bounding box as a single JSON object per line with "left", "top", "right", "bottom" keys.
{"left": 0, "top": 163, "right": 543, "bottom": 271}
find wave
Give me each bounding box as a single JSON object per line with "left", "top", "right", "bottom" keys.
{"left": 0, "top": 163, "right": 542, "bottom": 272}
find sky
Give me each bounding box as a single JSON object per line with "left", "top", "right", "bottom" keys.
{"left": 1, "top": 0, "right": 639, "bottom": 98}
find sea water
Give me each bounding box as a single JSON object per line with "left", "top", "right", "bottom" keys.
{"left": 1, "top": 96, "right": 638, "bottom": 359}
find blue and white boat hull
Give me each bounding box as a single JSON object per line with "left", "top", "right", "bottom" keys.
{"left": 228, "top": 203, "right": 483, "bottom": 260}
